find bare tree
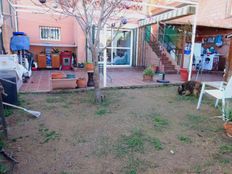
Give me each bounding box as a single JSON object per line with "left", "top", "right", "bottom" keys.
{"left": 33, "top": 0, "right": 130, "bottom": 103}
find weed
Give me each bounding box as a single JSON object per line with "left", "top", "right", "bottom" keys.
{"left": 186, "top": 114, "right": 206, "bottom": 124}
{"left": 95, "top": 108, "right": 108, "bottom": 116}
{"left": 192, "top": 164, "right": 202, "bottom": 174}
{"left": 39, "top": 128, "right": 60, "bottom": 143}
{"left": 177, "top": 135, "right": 192, "bottom": 144}
{"left": 46, "top": 95, "right": 64, "bottom": 103}
{"left": 149, "top": 138, "right": 164, "bottom": 150}
{"left": 123, "top": 156, "right": 141, "bottom": 174}
{"left": 219, "top": 158, "right": 230, "bottom": 164}
{"left": 176, "top": 95, "right": 198, "bottom": 103}
{"left": 213, "top": 152, "right": 231, "bottom": 164}
{"left": 18, "top": 94, "right": 27, "bottom": 106}
{"left": 219, "top": 145, "right": 232, "bottom": 154}
{"left": 115, "top": 130, "right": 144, "bottom": 157}
{"left": 0, "top": 164, "right": 8, "bottom": 174}
{"left": 152, "top": 115, "right": 169, "bottom": 129}
{"left": 3, "top": 108, "right": 13, "bottom": 117}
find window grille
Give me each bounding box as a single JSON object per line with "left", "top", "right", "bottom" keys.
{"left": 40, "top": 26, "right": 61, "bottom": 41}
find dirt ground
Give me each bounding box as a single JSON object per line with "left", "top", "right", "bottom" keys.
{"left": 3, "top": 86, "right": 232, "bottom": 174}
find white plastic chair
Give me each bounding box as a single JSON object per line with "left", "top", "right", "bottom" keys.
{"left": 197, "top": 77, "right": 232, "bottom": 121}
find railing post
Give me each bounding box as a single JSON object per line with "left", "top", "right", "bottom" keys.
{"left": 188, "top": 4, "right": 198, "bottom": 81}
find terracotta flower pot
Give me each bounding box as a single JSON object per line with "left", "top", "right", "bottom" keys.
{"left": 143, "top": 75, "right": 153, "bottom": 81}
{"left": 76, "top": 78, "right": 87, "bottom": 88}
{"left": 85, "top": 63, "right": 94, "bottom": 72}
{"left": 224, "top": 122, "right": 232, "bottom": 137}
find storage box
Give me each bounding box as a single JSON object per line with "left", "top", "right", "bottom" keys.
{"left": 51, "top": 78, "right": 77, "bottom": 90}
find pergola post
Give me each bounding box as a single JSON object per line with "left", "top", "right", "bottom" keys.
{"left": 188, "top": 4, "right": 198, "bottom": 81}
{"left": 103, "top": 26, "right": 107, "bottom": 87}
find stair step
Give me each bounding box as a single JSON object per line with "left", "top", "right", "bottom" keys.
{"left": 162, "top": 60, "right": 173, "bottom": 64}
{"left": 164, "top": 70, "right": 177, "bottom": 74}
{"left": 164, "top": 65, "right": 175, "bottom": 68}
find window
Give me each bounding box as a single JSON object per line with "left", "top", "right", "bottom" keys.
{"left": 40, "top": 26, "right": 61, "bottom": 41}
{"left": 226, "top": 0, "right": 232, "bottom": 18}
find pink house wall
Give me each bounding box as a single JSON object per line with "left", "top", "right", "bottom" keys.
{"left": 18, "top": 12, "right": 75, "bottom": 45}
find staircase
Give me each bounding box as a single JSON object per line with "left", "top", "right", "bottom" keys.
{"left": 144, "top": 29, "right": 178, "bottom": 74}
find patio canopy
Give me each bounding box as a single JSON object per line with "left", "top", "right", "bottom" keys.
{"left": 8, "top": 0, "right": 199, "bottom": 85}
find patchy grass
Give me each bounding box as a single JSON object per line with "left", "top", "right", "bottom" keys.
{"left": 219, "top": 144, "right": 232, "bottom": 154}
{"left": 123, "top": 156, "right": 143, "bottom": 174}
{"left": 175, "top": 95, "right": 198, "bottom": 103}
{"left": 152, "top": 115, "right": 169, "bottom": 130}
{"left": 95, "top": 108, "right": 108, "bottom": 116}
{"left": 3, "top": 107, "right": 13, "bottom": 117}
{"left": 192, "top": 164, "right": 202, "bottom": 174}
{"left": 46, "top": 96, "right": 64, "bottom": 103}
{"left": 39, "top": 128, "right": 60, "bottom": 144}
{"left": 149, "top": 138, "right": 164, "bottom": 150}
{"left": 115, "top": 130, "right": 144, "bottom": 157}
{"left": 177, "top": 135, "right": 192, "bottom": 144}
{"left": 5, "top": 86, "right": 232, "bottom": 173}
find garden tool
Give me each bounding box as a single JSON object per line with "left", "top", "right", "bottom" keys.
{"left": 3, "top": 102, "right": 41, "bottom": 118}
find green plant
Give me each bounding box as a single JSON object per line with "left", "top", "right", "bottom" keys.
{"left": 95, "top": 108, "right": 107, "bottom": 116}
{"left": 114, "top": 130, "right": 144, "bottom": 157}
{"left": 177, "top": 135, "right": 192, "bottom": 144}
{"left": 152, "top": 115, "right": 169, "bottom": 129}
{"left": 219, "top": 144, "right": 232, "bottom": 154}
{"left": 3, "top": 108, "right": 13, "bottom": 117}
{"left": 0, "top": 164, "right": 8, "bottom": 174}
{"left": 143, "top": 67, "right": 154, "bottom": 76}
{"left": 225, "top": 107, "right": 232, "bottom": 121}
{"left": 39, "top": 128, "right": 60, "bottom": 143}
{"left": 149, "top": 138, "right": 164, "bottom": 150}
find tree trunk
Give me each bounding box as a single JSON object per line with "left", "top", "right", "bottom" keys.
{"left": 225, "top": 39, "right": 232, "bottom": 81}
{"left": 92, "top": 48, "right": 104, "bottom": 103}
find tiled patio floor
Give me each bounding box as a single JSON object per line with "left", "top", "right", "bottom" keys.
{"left": 20, "top": 68, "right": 223, "bottom": 93}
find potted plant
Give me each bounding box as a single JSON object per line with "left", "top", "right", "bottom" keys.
{"left": 224, "top": 108, "right": 232, "bottom": 137}
{"left": 143, "top": 67, "right": 154, "bottom": 81}
{"left": 85, "top": 62, "right": 94, "bottom": 72}
{"left": 76, "top": 78, "right": 87, "bottom": 88}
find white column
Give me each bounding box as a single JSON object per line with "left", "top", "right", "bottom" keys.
{"left": 135, "top": 28, "right": 139, "bottom": 66}
{"left": 103, "top": 26, "right": 107, "bottom": 87}
{"left": 188, "top": 4, "right": 198, "bottom": 81}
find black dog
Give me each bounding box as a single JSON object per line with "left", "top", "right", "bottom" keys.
{"left": 178, "top": 81, "right": 202, "bottom": 96}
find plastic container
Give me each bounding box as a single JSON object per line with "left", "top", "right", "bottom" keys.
{"left": 66, "top": 74, "right": 76, "bottom": 79}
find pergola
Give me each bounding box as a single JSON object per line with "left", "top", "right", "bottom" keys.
{"left": 8, "top": 0, "right": 199, "bottom": 87}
